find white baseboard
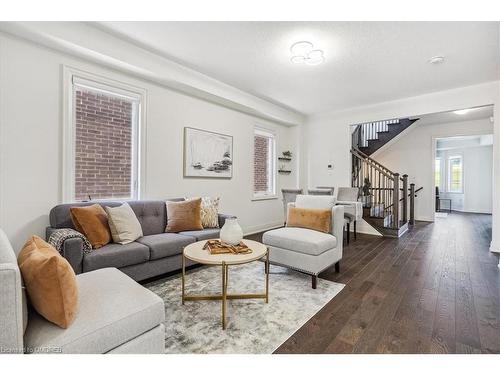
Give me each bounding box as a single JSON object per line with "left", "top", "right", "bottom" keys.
{"left": 490, "top": 242, "right": 500, "bottom": 268}
{"left": 243, "top": 221, "right": 283, "bottom": 236}
{"left": 453, "top": 209, "right": 492, "bottom": 214}
{"left": 489, "top": 241, "right": 500, "bottom": 254}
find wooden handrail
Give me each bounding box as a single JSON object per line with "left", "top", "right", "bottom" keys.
{"left": 352, "top": 152, "right": 396, "bottom": 179}
{"left": 351, "top": 147, "right": 395, "bottom": 173}
{"left": 351, "top": 148, "right": 396, "bottom": 179}
{"left": 351, "top": 145, "right": 421, "bottom": 231}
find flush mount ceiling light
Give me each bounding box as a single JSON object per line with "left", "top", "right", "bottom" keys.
{"left": 428, "top": 55, "right": 445, "bottom": 64}
{"left": 290, "top": 41, "right": 325, "bottom": 66}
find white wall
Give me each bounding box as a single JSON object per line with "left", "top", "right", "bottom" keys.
{"left": 436, "top": 144, "right": 493, "bottom": 214}
{"left": 304, "top": 81, "right": 499, "bottom": 237}
{"left": 0, "top": 34, "right": 299, "bottom": 251}
{"left": 375, "top": 119, "right": 493, "bottom": 220}
{"left": 0, "top": 22, "right": 305, "bottom": 127}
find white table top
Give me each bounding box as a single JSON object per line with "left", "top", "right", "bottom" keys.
{"left": 183, "top": 239, "right": 267, "bottom": 265}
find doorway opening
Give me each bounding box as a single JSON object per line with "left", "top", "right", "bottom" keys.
{"left": 431, "top": 106, "right": 494, "bottom": 220}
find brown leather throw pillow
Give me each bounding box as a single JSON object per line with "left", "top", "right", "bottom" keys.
{"left": 18, "top": 236, "right": 79, "bottom": 329}
{"left": 165, "top": 198, "right": 204, "bottom": 233}
{"left": 70, "top": 204, "right": 111, "bottom": 249}
{"left": 286, "top": 207, "right": 332, "bottom": 233}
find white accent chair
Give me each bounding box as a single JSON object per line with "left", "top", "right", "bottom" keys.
{"left": 336, "top": 187, "right": 363, "bottom": 242}
{"left": 281, "top": 188, "right": 303, "bottom": 223}
{"left": 263, "top": 195, "right": 343, "bottom": 289}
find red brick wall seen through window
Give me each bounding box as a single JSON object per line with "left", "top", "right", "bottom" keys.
{"left": 74, "top": 89, "right": 133, "bottom": 201}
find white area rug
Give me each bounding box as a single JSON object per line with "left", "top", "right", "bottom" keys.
{"left": 145, "top": 262, "right": 344, "bottom": 354}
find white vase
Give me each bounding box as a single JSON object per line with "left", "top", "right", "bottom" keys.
{"left": 220, "top": 218, "right": 243, "bottom": 246}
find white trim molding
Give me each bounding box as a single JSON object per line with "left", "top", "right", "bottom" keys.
{"left": 253, "top": 126, "right": 277, "bottom": 200}
{"left": 62, "top": 65, "right": 148, "bottom": 202}
{"left": 0, "top": 22, "right": 304, "bottom": 127}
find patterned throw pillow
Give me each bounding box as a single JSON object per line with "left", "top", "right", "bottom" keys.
{"left": 200, "top": 197, "right": 220, "bottom": 228}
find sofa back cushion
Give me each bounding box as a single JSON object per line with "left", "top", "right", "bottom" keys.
{"left": 50, "top": 199, "right": 185, "bottom": 237}
{"left": 128, "top": 201, "right": 169, "bottom": 236}
{"left": 0, "top": 228, "right": 27, "bottom": 353}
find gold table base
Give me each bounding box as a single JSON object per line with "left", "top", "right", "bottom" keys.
{"left": 181, "top": 249, "right": 270, "bottom": 330}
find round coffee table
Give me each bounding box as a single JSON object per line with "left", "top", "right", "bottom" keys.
{"left": 182, "top": 239, "right": 269, "bottom": 329}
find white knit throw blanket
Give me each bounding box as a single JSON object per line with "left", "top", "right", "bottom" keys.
{"left": 48, "top": 228, "right": 93, "bottom": 255}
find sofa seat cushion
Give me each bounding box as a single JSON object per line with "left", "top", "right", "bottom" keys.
{"left": 83, "top": 242, "right": 150, "bottom": 272}
{"left": 136, "top": 233, "right": 195, "bottom": 260}
{"left": 263, "top": 227, "right": 337, "bottom": 256}
{"left": 178, "top": 228, "right": 220, "bottom": 241}
{"left": 24, "top": 268, "right": 165, "bottom": 354}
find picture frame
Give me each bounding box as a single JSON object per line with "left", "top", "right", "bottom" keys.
{"left": 183, "top": 127, "right": 233, "bottom": 178}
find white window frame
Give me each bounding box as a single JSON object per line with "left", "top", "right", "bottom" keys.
{"left": 253, "top": 127, "right": 277, "bottom": 200}
{"left": 62, "top": 66, "right": 147, "bottom": 202}
{"left": 447, "top": 154, "right": 464, "bottom": 194}
{"left": 434, "top": 157, "right": 443, "bottom": 192}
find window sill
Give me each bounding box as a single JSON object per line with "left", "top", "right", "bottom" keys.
{"left": 252, "top": 194, "right": 279, "bottom": 201}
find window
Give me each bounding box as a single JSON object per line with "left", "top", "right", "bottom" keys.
{"left": 434, "top": 158, "right": 441, "bottom": 190}
{"left": 448, "top": 155, "right": 463, "bottom": 193}
{"left": 253, "top": 128, "right": 276, "bottom": 198}
{"left": 64, "top": 70, "right": 144, "bottom": 202}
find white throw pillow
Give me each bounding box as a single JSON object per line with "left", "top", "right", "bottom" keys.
{"left": 200, "top": 197, "right": 220, "bottom": 228}
{"left": 295, "top": 194, "right": 336, "bottom": 210}
{"left": 105, "top": 203, "right": 143, "bottom": 244}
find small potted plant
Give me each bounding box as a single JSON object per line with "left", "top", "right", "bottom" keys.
{"left": 282, "top": 151, "right": 292, "bottom": 159}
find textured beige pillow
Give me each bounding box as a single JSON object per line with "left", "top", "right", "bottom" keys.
{"left": 105, "top": 203, "right": 143, "bottom": 244}
{"left": 165, "top": 198, "right": 203, "bottom": 233}
{"left": 200, "top": 197, "right": 220, "bottom": 228}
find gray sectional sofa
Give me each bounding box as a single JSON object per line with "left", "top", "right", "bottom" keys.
{"left": 0, "top": 228, "right": 165, "bottom": 354}
{"left": 46, "top": 199, "right": 233, "bottom": 281}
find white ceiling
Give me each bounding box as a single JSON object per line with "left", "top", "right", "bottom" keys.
{"left": 412, "top": 105, "right": 494, "bottom": 126}
{"left": 96, "top": 22, "right": 500, "bottom": 115}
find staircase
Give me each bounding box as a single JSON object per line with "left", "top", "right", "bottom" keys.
{"left": 352, "top": 118, "right": 419, "bottom": 156}
{"left": 351, "top": 148, "right": 406, "bottom": 237}
{"left": 350, "top": 117, "right": 421, "bottom": 237}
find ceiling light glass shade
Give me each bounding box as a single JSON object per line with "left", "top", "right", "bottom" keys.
{"left": 305, "top": 50, "right": 325, "bottom": 65}
{"left": 290, "top": 41, "right": 313, "bottom": 56}
{"left": 290, "top": 41, "right": 325, "bottom": 66}
{"left": 290, "top": 55, "right": 306, "bottom": 64}
{"left": 428, "top": 56, "right": 445, "bottom": 64}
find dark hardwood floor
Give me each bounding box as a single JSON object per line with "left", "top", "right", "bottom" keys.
{"left": 246, "top": 212, "right": 500, "bottom": 354}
